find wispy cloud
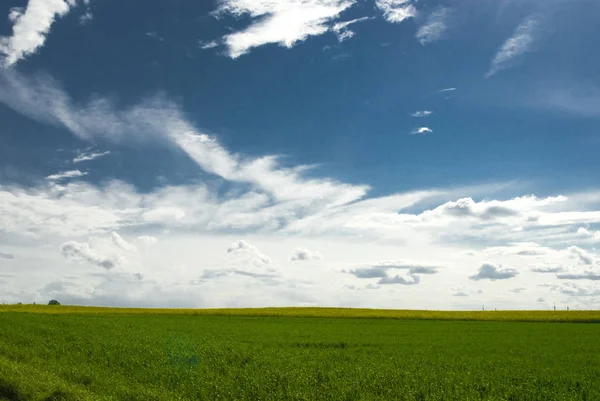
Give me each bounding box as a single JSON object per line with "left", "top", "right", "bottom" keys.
{"left": 411, "top": 111, "right": 432, "bottom": 117}
{"left": 486, "top": 13, "right": 544, "bottom": 78}
{"left": 411, "top": 127, "right": 432, "bottom": 135}
{"left": 331, "top": 16, "right": 371, "bottom": 42}
{"left": 214, "top": 0, "right": 356, "bottom": 58}
{"left": 0, "top": 252, "right": 15, "bottom": 259}
{"left": 73, "top": 150, "right": 110, "bottom": 163}
{"left": 416, "top": 6, "right": 454, "bottom": 45}
{"left": 199, "top": 40, "right": 219, "bottom": 50}
{"left": 375, "top": 0, "right": 417, "bottom": 23}
{"left": 46, "top": 170, "right": 87, "bottom": 181}
{"left": 439, "top": 87, "right": 456, "bottom": 92}
{"left": 0, "top": 0, "right": 81, "bottom": 67}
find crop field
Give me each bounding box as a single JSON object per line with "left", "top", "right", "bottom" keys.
{"left": 1, "top": 307, "right": 600, "bottom": 400}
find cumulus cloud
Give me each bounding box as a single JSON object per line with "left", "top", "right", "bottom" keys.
{"left": 46, "top": 170, "right": 87, "bottom": 181}
{"left": 411, "top": 127, "right": 432, "bottom": 135}
{"left": 111, "top": 232, "right": 137, "bottom": 253}
{"left": 568, "top": 246, "right": 595, "bottom": 265}
{"left": 375, "top": 0, "right": 417, "bottom": 23}
{"left": 452, "top": 291, "right": 468, "bottom": 297}
{"left": 214, "top": 0, "right": 355, "bottom": 58}
{"left": 0, "top": 252, "right": 15, "bottom": 259}
{"left": 469, "top": 263, "right": 519, "bottom": 281}
{"left": 531, "top": 266, "right": 565, "bottom": 273}
{"left": 378, "top": 274, "right": 420, "bottom": 285}
{"left": 137, "top": 236, "right": 158, "bottom": 245}
{"left": 227, "top": 240, "right": 272, "bottom": 267}
{"left": 554, "top": 283, "right": 600, "bottom": 297}
{"left": 0, "top": 0, "right": 81, "bottom": 67}
{"left": 346, "top": 266, "right": 388, "bottom": 279}
{"left": 345, "top": 260, "right": 440, "bottom": 285}
{"left": 73, "top": 151, "right": 110, "bottom": 163}
{"left": 411, "top": 111, "right": 432, "bottom": 117}
{"left": 61, "top": 241, "right": 117, "bottom": 270}
{"left": 486, "top": 13, "right": 544, "bottom": 78}
{"left": 416, "top": 6, "right": 453, "bottom": 45}
{"left": 290, "top": 247, "right": 322, "bottom": 262}
{"left": 510, "top": 287, "right": 526, "bottom": 294}
{"left": 556, "top": 272, "right": 600, "bottom": 281}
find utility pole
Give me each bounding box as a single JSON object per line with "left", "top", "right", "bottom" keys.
{"left": 553, "top": 302, "right": 556, "bottom": 311}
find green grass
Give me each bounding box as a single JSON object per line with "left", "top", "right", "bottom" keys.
{"left": 1, "top": 308, "right": 599, "bottom": 400}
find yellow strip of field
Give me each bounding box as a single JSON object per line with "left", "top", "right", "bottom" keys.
{"left": 1, "top": 305, "right": 599, "bottom": 322}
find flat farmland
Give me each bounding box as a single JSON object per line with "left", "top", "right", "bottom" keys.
{"left": 1, "top": 307, "right": 599, "bottom": 400}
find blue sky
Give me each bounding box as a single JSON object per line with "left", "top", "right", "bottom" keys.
{"left": 1, "top": 0, "right": 599, "bottom": 309}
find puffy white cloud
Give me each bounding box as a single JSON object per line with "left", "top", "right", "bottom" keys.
{"left": 73, "top": 151, "right": 110, "bottom": 163}
{"left": 375, "top": 0, "right": 417, "bottom": 23}
{"left": 214, "top": 0, "right": 355, "bottom": 58}
{"left": 416, "top": 6, "right": 453, "bottom": 45}
{"left": 531, "top": 266, "right": 565, "bottom": 273}
{"left": 227, "top": 240, "right": 272, "bottom": 268}
{"left": 61, "top": 241, "right": 117, "bottom": 270}
{"left": 486, "top": 13, "right": 544, "bottom": 78}
{"left": 469, "top": 263, "right": 519, "bottom": 281}
{"left": 378, "top": 274, "right": 420, "bottom": 285}
{"left": 111, "top": 232, "right": 137, "bottom": 253}
{"left": 411, "top": 127, "right": 432, "bottom": 135}
{"left": 568, "top": 246, "right": 595, "bottom": 265}
{"left": 290, "top": 247, "right": 322, "bottom": 262}
{"left": 46, "top": 170, "right": 87, "bottom": 181}
{"left": 137, "top": 236, "right": 158, "bottom": 245}
{"left": 0, "top": 0, "right": 80, "bottom": 66}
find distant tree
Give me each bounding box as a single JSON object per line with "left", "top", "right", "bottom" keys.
{"left": 48, "top": 300, "right": 60, "bottom": 306}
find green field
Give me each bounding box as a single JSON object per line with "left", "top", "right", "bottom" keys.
{"left": 1, "top": 307, "right": 600, "bottom": 400}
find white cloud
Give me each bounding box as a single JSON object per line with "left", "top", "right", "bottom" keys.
{"left": 416, "top": 6, "right": 453, "bottom": 45}
{"left": 79, "top": 11, "right": 92, "bottom": 25}
{"left": 214, "top": 0, "right": 355, "bottom": 58}
{"left": 2, "top": 70, "right": 600, "bottom": 308}
{"left": 137, "top": 236, "right": 158, "bottom": 245}
{"left": 0, "top": 251, "right": 14, "bottom": 259}
{"left": 290, "top": 247, "right": 322, "bottom": 262}
{"left": 568, "top": 246, "right": 595, "bottom": 266}
{"left": 331, "top": 16, "right": 370, "bottom": 42}
{"left": 199, "top": 40, "right": 219, "bottom": 50}
{"left": 61, "top": 241, "right": 117, "bottom": 270}
{"left": 378, "top": 274, "right": 420, "bottom": 285}
{"left": 486, "top": 13, "right": 543, "bottom": 78}
{"left": 111, "top": 232, "right": 137, "bottom": 253}
{"left": 375, "top": 0, "right": 417, "bottom": 23}
{"left": 439, "top": 87, "right": 456, "bottom": 92}
{"left": 411, "top": 127, "right": 432, "bottom": 135}
{"left": 469, "top": 263, "right": 519, "bottom": 281}
{"left": 0, "top": 0, "right": 80, "bottom": 67}
{"left": 46, "top": 170, "right": 87, "bottom": 181}
{"left": 73, "top": 150, "right": 110, "bottom": 163}
{"left": 411, "top": 111, "right": 432, "bottom": 117}
{"left": 227, "top": 240, "right": 272, "bottom": 268}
